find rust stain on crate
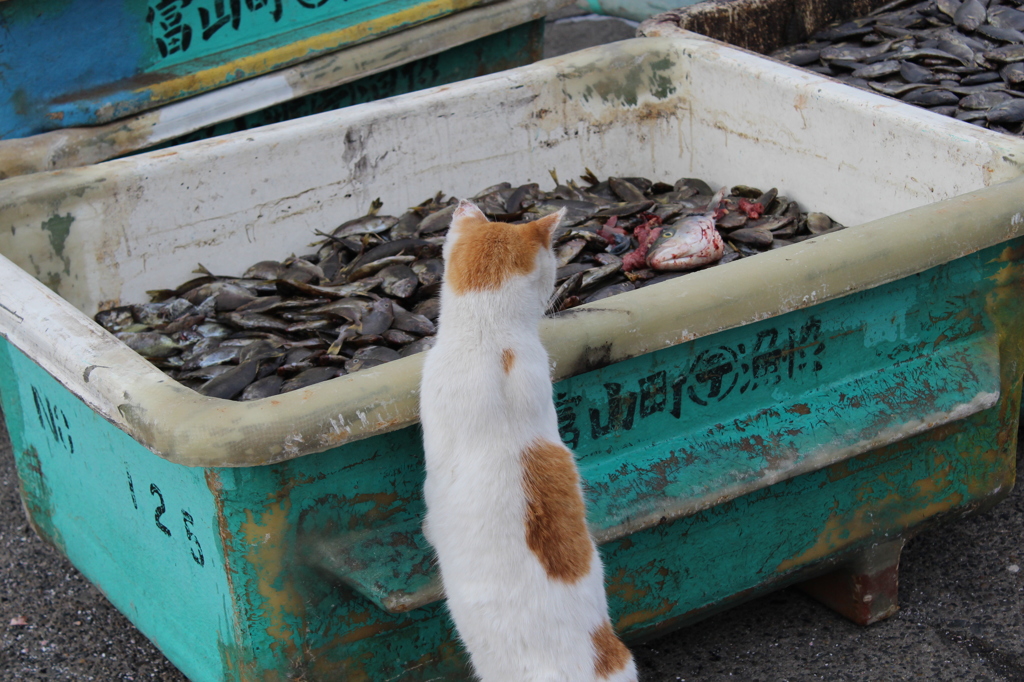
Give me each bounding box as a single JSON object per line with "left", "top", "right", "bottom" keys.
{"left": 615, "top": 598, "right": 677, "bottom": 631}
{"left": 776, "top": 470, "right": 965, "bottom": 573}
{"left": 239, "top": 497, "right": 306, "bottom": 660}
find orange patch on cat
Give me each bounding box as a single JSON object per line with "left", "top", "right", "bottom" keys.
{"left": 521, "top": 438, "right": 592, "bottom": 583}
{"left": 592, "top": 621, "right": 632, "bottom": 679}
{"left": 501, "top": 349, "right": 516, "bottom": 374}
{"left": 446, "top": 210, "right": 562, "bottom": 294}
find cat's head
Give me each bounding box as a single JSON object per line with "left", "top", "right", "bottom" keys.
{"left": 442, "top": 200, "right": 565, "bottom": 312}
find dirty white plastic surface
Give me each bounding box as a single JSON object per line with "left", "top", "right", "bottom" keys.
{"left": 1, "top": 35, "right": 1023, "bottom": 466}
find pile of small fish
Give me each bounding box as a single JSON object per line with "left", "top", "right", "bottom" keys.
{"left": 770, "top": 0, "right": 1024, "bottom": 134}
{"left": 94, "top": 172, "right": 842, "bottom": 401}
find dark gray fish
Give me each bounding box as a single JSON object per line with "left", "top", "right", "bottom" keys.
{"left": 281, "top": 367, "right": 340, "bottom": 393}
{"left": 392, "top": 305, "right": 436, "bottom": 335}
{"left": 346, "top": 254, "right": 417, "bottom": 282}
{"left": 555, "top": 239, "right": 588, "bottom": 268}
{"left": 199, "top": 360, "right": 259, "bottom": 400}
{"left": 183, "top": 344, "right": 241, "bottom": 370}
{"left": 675, "top": 178, "right": 714, "bottom": 196}
{"left": 978, "top": 24, "right": 1024, "bottom": 43}
{"left": 358, "top": 299, "right": 394, "bottom": 336}
{"left": 411, "top": 259, "right": 444, "bottom": 287}
{"left": 345, "top": 346, "right": 402, "bottom": 373}
{"left": 812, "top": 20, "right": 876, "bottom": 42}
{"left": 956, "top": 108, "right": 990, "bottom": 120}
{"left": 902, "top": 88, "right": 961, "bottom": 105}
{"left": 95, "top": 307, "right": 135, "bottom": 333}
{"left": 391, "top": 211, "right": 424, "bottom": 239}
{"left": 584, "top": 282, "right": 635, "bottom": 303}
{"left": 332, "top": 214, "right": 398, "bottom": 240}
{"left": 116, "top": 332, "right": 182, "bottom": 358}
{"left": 985, "top": 44, "right": 1024, "bottom": 62}
{"left": 179, "top": 364, "right": 234, "bottom": 382}
{"left": 870, "top": 80, "right": 932, "bottom": 95}
{"left": 580, "top": 263, "right": 622, "bottom": 289}
{"left": 399, "top": 337, "right": 436, "bottom": 357}
{"left": 869, "top": 0, "right": 925, "bottom": 13}
{"left": 220, "top": 312, "right": 291, "bottom": 332}
{"left": 546, "top": 271, "right": 585, "bottom": 315}
{"left": 776, "top": 47, "right": 823, "bottom": 65}
{"left": 900, "top": 59, "right": 940, "bottom": 82}
{"left": 557, "top": 260, "right": 589, "bottom": 280}
{"left": 240, "top": 375, "right": 284, "bottom": 401}
{"left": 609, "top": 178, "right": 647, "bottom": 203}
{"left": 936, "top": 0, "right": 962, "bottom": 19}
{"left": 953, "top": 0, "right": 986, "bottom": 31}
{"left": 383, "top": 328, "right": 419, "bottom": 346}
{"left": 897, "top": 47, "right": 971, "bottom": 65}
{"left": 935, "top": 39, "right": 976, "bottom": 65}
{"left": 412, "top": 297, "right": 440, "bottom": 322}
{"left": 1003, "top": 62, "right": 1024, "bottom": 84}
{"left": 754, "top": 215, "right": 797, "bottom": 236}
{"left": 184, "top": 281, "right": 257, "bottom": 311}
{"left": 821, "top": 42, "right": 894, "bottom": 61}
{"left": 378, "top": 264, "right": 419, "bottom": 299}
{"left": 340, "top": 238, "right": 430, "bottom": 281}
{"left": 728, "top": 227, "right": 774, "bottom": 247}
{"left": 417, "top": 204, "right": 458, "bottom": 235}
{"left": 988, "top": 6, "right": 1024, "bottom": 31}
{"left": 195, "top": 321, "right": 233, "bottom": 338}
{"left": 806, "top": 213, "right": 834, "bottom": 234}
{"left": 594, "top": 201, "right": 655, "bottom": 217}
{"left": 754, "top": 188, "right": 778, "bottom": 208}
{"left": 960, "top": 91, "right": 1013, "bottom": 109}
{"left": 960, "top": 70, "right": 1002, "bottom": 84}
{"left": 506, "top": 184, "right": 541, "bottom": 213}
{"left": 281, "top": 258, "right": 325, "bottom": 285}
{"left": 853, "top": 59, "right": 905, "bottom": 78}
{"left": 987, "top": 99, "right": 1024, "bottom": 122}
{"left": 716, "top": 211, "right": 748, "bottom": 229}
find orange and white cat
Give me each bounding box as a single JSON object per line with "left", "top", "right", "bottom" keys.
{"left": 420, "top": 200, "right": 637, "bottom": 682}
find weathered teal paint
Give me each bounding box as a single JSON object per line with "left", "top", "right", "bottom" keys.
{"left": 583, "top": 0, "right": 705, "bottom": 21}
{"left": 1, "top": 238, "right": 1021, "bottom": 680}
{"left": 0, "top": 344, "right": 240, "bottom": 682}
{"left": 0, "top": 0, "right": 495, "bottom": 139}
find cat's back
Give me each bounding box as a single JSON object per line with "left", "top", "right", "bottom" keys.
{"left": 418, "top": 201, "right": 638, "bottom": 682}
{"left": 420, "top": 202, "right": 559, "bottom": 438}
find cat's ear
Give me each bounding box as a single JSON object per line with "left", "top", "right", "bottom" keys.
{"left": 527, "top": 208, "right": 566, "bottom": 248}
{"left": 449, "top": 200, "right": 488, "bottom": 236}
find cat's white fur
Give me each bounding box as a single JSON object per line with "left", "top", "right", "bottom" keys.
{"left": 420, "top": 201, "right": 637, "bottom": 682}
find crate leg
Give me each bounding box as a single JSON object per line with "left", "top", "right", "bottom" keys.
{"left": 797, "top": 537, "right": 906, "bottom": 625}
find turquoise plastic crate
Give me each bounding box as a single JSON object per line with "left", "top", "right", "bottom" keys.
{"left": 0, "top": 0, "right": 558, "bottom": 178}
{"left": 2, "top": 37, "right": 1024, "bottom": 680}
{"left": 1, "top": 0, "right": 496, "bottom": 138}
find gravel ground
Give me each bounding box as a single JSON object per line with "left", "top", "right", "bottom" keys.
{"left": 3, "top": 8, "right": 1024, "bottom": 682}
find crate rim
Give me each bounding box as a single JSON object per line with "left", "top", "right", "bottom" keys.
{"left": 1, "top": 36, "right": 1024, "bottom": 469}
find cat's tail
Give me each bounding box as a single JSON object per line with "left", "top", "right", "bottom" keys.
{"left": 592, "top": 621, "right": 638, "bottom": 682}
{"left": 602, "top": 659, "right": 639, "bottom": 682}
